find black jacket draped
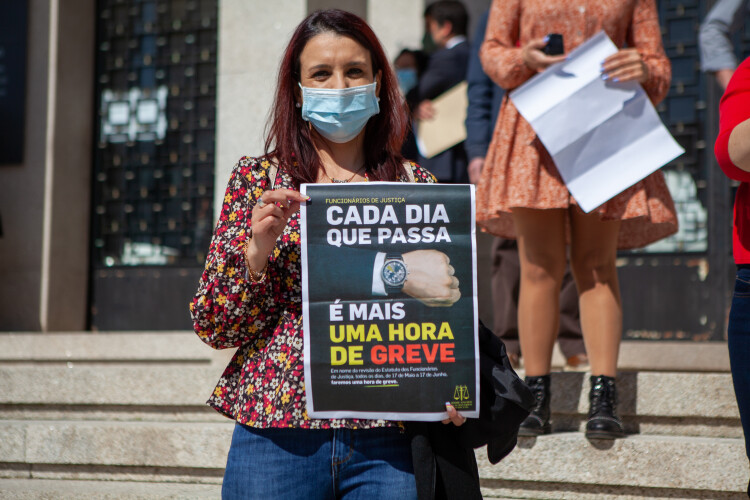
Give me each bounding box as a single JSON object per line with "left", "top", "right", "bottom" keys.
{"left": 406, "top": 321, "right": 534, "bottom": 500}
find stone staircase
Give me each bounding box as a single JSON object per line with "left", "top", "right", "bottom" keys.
{"left": 0, "top": 332, "right": 747, "bottom": 499}
{"left": 0, "top": 332, "right": 232, "bottom": 499}
{"left": 479, "top": 371, "right": 748, "bottom": 499}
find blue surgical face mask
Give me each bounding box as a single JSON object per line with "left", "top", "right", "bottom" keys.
{"left": 396, "top": 68, "right": 418, "bottom": 95}
{"left": 299, "top": 82, "right": 380, "bottom": 143}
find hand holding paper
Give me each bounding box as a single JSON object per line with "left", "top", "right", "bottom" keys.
{"left": 521, "top": 37, "right": 567, "bottom": 72}
{"left": 510, "top": 31, "right": 684, "bottom": 212}
{"left": 416, "top": 82, "right": 468, "bottom": 159}
{"left": 601, "top": 48, "right": 649, "bottom": 83}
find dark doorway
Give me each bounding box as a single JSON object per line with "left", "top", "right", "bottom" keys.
{"left": 617, "top": 0, "right": 750, "bottom": 342}
{"left": 90, "top": 0, "right": 218, "bottom": 330}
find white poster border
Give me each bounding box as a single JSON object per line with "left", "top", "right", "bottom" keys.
{"left": 300, "top": 181, "right": 479, "bottom": 422}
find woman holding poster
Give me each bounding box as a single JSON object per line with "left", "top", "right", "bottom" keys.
{"left": 190, "top": 9, "right": 479, "bottom": 500}
{"left": 476, "top": 0, "right": 678, "bottom": 439}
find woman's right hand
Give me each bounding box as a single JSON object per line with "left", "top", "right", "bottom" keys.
{"left": 521, "top": 37, "right": 566, "bottom": 72}
{"left": 402, "top": 250, "right": 460, "bottom": 307}
{"left": 245, "top": 189, "right": 308, "bottom": 270}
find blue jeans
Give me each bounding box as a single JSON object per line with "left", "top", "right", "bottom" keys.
{"left": 729, "top": 266, "right": 750, "bottom": 465}
{"left": 221, "top": 424, "right": 417, "bottom": 500}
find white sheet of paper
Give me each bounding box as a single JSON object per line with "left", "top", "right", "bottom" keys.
{"left": 509, "top": 31, "right": 684, "bottom": 212}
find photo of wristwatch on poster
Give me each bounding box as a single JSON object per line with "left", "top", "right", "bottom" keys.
{"left": 300, "top": 182, "right": 479, "bottom": 421}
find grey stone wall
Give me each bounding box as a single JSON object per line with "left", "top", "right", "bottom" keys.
{"left": 0, "top": 0, "right": 94, "bottom": 331}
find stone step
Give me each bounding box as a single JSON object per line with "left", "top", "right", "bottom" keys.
{"left": 553, "top": 371, "right": 739, "bottom": 419}
{"left": 0, "top": 332, "right": 233, "bottom": 423}
{"left": 0, "top": 332, "right": 730, "bottom": 371}
{"left": 0, "top": 331, "right": 744, "bottom": 498}
{"left": 0, "top": 478, "right": 221, "bottom": 499}
{"left": 0, "top": 420, "right": 232, "bottom": 475}
{"left": 481, "top": 483, "right": 747, "bottom": 500}
{"left": 0, "top": 364, "right": 739, "bottom": 436}
{"left": 1, "top": 423, "right": 746, "bottom": 497}
{"left": 0, "top": 332, "right": 218, "bottom": 363}
{"left": 0, "top": 333, "right": 734, "bottom": 419}
{"left": 0, "top": 365, "right": 225, "bottom": 409}
{"left": 543, "top": 371, "right": 741, "bottom": 438}
{"left": 547, "top": 340, "right": 731, "bottom": 373}
{"left": 0, "top": 363, "right": 229, "bottom": 423}
{"left": 476, "top": 433, "right": 749, "bottom": 497}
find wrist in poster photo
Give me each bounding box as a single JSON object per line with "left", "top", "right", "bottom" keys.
{"left": 372, "top": 250, "right": 460, "bottom": 306}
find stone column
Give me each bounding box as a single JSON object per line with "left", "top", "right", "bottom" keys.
{"left": 214, "top": 0, "right": 307, "bottom": 216}
{"left": 43, "top": 0, "right": 95, "bottom": 330}
{"left": 367, "top": 0, "right": 425, "bottom": 62}
{"left": 0, "top": 0, "right": 94, "bottom": 331}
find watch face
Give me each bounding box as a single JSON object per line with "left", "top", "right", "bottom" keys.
{"left": 382, "top": 260, "right": 407, "bottom": 287}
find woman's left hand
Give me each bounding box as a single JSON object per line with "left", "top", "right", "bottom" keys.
{"left": 601, "top": 48, "right": 648, "bottom": 83}
{"left": 246, "top": 188, "right": 307, "bottom": 271}
{"left": 442, "top": 403, "right": 467, "bottom": 426}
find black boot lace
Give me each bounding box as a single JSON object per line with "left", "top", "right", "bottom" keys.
{"left": 526, "top": 376, "right": 549, "bottom": 414}
{"left": 589, "top": 377, "right": 617, "bottom": 418}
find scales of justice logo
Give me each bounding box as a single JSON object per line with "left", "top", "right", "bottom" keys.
{"left": 453, "top": 385, "right": 470, "bottom": 402}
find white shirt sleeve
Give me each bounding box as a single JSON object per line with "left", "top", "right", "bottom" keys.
{"left": 372, "top": 252, "right": 387, "bottom": 296}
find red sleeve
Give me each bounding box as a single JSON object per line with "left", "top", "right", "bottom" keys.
{"left": 715, "top": 57, "right": 750, "bottom": 183}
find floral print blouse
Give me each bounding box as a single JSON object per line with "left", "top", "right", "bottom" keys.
{"left": 190, "top": 156, "right": 437, "bottom": 429}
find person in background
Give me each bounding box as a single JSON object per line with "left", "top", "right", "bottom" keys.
{"left": 414, "top": 0, "right": 470, "bottom": 183}
{"left": 465, "top": 8, "right": 588, "bottom": 375}
{"left": 714, "top": 55, "right": 750, "bottom": 499}
{"left": 394, "top": 48, "right": 429, "bottom": 160}
{"left": 464, "top": 10, "right": 503, "bottom": 186}
{"left": 190, "top": 9, "right": 471, "bottom": 499}
{"left": 699, "top": 0, "right": 749, "bottom": 90}
{"left": 394, "top": 48, "right": 428, "bottom": 98}
{"left": 478, "top": 0, "right": 678, "bottom": 439}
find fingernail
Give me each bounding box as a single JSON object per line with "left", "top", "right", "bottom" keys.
{"left": 600, "top": 74, "right": 608, "bottom": 80}
{"left": 543, "top": 35, "right": 549, "bottom": 43}
{"left": 445, "top": 401, "right": 451, "bottom": 407}
{"left": 304, "top": 195, "right": 311, "bottom": 200}
{"left": 613, "top": 77, "right": 619, "bottom": 82}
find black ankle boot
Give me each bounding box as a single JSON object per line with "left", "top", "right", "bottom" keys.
{"left": 585, "top": 375, "right": 625, "bottom": 439}
{"left": 518, "top": 375, "right": 551, "bottom": 436}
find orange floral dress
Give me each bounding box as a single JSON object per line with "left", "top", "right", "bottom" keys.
{"left": 477, "top": 0, "right": 678, "bottom": 249}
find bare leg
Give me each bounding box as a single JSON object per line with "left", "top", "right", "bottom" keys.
{"left": 512, "top": 208, "right": 567, "bottom": 376}
{"left": 568, "top": 208, "right": 621, "bottom": 377}
{"left": 557, "top": 264, "right": 586, "bottom": 359}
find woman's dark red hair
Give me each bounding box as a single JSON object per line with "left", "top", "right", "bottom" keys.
{"left": 264, "top": 9, "right": 408, "bottom": 184}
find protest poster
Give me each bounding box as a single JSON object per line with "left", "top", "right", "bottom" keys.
{"left": 300, "top": 182, "right": 479, "bottom": 421}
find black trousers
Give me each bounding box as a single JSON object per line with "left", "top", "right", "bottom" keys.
{"left": 490, "top": 237, "right": 585, "bottom": 358}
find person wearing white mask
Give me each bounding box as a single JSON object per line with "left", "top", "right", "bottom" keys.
{"left": 393, "top": 48, "right": 428, "bottom": 162}
{"left": 190, "top": 9, "right": 480, "bottom": 500}
{"left": 394, "top": 49, "right": 422, "bottom": 96}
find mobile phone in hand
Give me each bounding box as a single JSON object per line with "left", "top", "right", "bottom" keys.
{"left": 543, "top": 34, "right": 564, "bottom": 55}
